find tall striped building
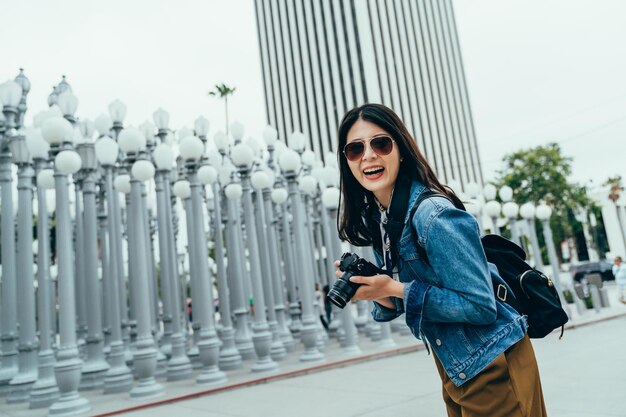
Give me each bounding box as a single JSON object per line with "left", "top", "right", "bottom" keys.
{"left": 254, "top": 0, "right": 483, "bottom": 186}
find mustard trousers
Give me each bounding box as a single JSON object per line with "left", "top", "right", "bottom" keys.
{"left": 433, "top": 335, "right": 547, "bottom": 417}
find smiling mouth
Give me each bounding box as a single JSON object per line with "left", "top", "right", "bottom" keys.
{"left": 363, "top": 167, "right": 384, "bottom": 177}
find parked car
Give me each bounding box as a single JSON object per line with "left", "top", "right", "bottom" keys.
{"left": 571, "top": 261, "right": 615, "bottom": 282}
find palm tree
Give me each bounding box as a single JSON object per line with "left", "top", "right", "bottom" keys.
{"left": 208, "top": 83, "right": 236, "bottom": 133}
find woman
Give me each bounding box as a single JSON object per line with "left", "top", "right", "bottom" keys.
{"left": 335, "top": 104, "right": 546, "bottom": 417}
{"left": 613, "top": 256, "right": 626, "bottom": 303}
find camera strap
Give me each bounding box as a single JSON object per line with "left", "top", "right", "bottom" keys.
{"left": 384, "top": 176, "right": 412, "bottom": 265}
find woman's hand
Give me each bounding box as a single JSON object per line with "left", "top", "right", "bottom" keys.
{"left": 334, "top": 260, "right": 404, "bottom": 303}
{"left": 349, "top": 274, "right": 404, "bottom": 301}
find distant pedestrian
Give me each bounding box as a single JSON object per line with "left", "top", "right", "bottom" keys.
{"left": 613, "top": 256, "right": 626, "bottom": 303}
{"left": 334, "top": 104, "right": 546, "bottom": 417}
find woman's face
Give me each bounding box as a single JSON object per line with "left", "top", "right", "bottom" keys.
{"left": 345, "top": 119, "right": 401, "bottom": 207}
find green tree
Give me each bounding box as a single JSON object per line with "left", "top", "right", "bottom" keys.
{"left": 208, "top": 83, "right": 236, "bottom": 133}
{"left": 494, "top": 143, "right": 595, "bottom": 262}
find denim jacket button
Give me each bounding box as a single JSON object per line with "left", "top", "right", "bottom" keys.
{"left": 435, "top": 339, "right": 442, "bottom": 346}
{"left": 459, "top": 373, "right": 466, "bottom": 379}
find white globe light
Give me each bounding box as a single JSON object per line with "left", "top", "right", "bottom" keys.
{"left": 230, "top": 144, "right": 254, "bottom": 168}
{"left": 273, "top": 141, "right": 286, "bottom": 159}
{"left": 25, "top": 127, "right": 49, "bottom": 160}
{"left": 173, "top": 180, "right": 191, "bottom": 199}
{"left": 153, "top": 108, "right": 170, "bottom": 130}
{"left": 519, "top": 202, "right": 536, "bottom": 220}
{"left": 0, "top": 80, "right": 22, "bottom": 107}
{"left": 484, "top": 200, "right": 501, "bottom": 218}
{"left": 118, "top": 127, "right": 146, "bottom": 153}
{"left": 301, "top": 149, "right": 316, "bottom": 167}
{"left": 465, "top": 199, "right": 482, "bottom": 216}
{"left": 322, "top": 187, "right": 340, "bottom": 210}
{"left": 447, "top": 179, "right": 461, "bottom": 193}
{"left": 325, "top": 152, "right": 338, "bottom": 169}
{"left": 230, "top": 121, "right": 244, "bottom": 142}
{"left": 57, "top": 92, "right": 78, "bottom": 116}
{"left": 94, "top": 136, "right": 119, "bottom": 166}
{"left": 535, "top": 203, "right": 552, "bottom": 220}
{"left": 94, "top": 114, "right": 113, "bottom": 136}
{"left": 207, "top": 148, "right": 222, "bottom": 167}
{"left": 289, "top": 131, "right": 306, "bottom": 152}
{"left": 218, "top": 165, "right": 235, "bottom": 185}
{"left": 502, "top": 201, "right": 519, "bottom": 218}
{"left": 194, "top": 116, "right": 210, "bottom": 137}
{"left": 499, "top": 185, "right": 513, "bottom": 202}
{"left": 271, "top": 188, "right": 288, "bottom": 205}
{"left": 299, "top": 175, "right": 318, "bottom": 195}
{"left": 466, "top": 182, "right": 481, "bottom": 199}
{"left": 179, "top": 135, "right": 204, "bottom": 161}
{"left": 483, "top": 184, "right": 497, "bottom": 201}
{"left": 278, "top": 149, "right": 301, "bottom": 173}
{"left": 213, "top": 131, "right": 231, "bottom": 152}
{"left": 140, "top": 121, "right": 156, "bottom": 144}
{"left": 114, "top": 174, "right": 131, "bottom": 194}
{"left": 41, "top": 117, "right": 73, "bottom": 144}
{"left": 54, "top": 150, "right": 82, "bottom": 175}
{"left": 262, "top": 125, "right": 278, "bottom": 146}
{"left": 37, "top": 169, "right": 55, "bottom": 190}
{"left": 224, "top": 183, "right": 243, "bottom": 200}
{"left": 251, "top": 170, "right": 271, "bottom": 190}
{"left": 108, "top": 99, "right": 127, "bottom": 123}
{"left": 311, "top": 166, "right": 326, "bottom": 187}
{"left": 46, "top": 193, "right": 56, "bottom": 214}
{"left": 322, "top": 166, "right": 339, "bottom": 188}
{"left": 245, "top": 137, "right": 263, "bottom": 159}
{"left": 153, "top": 143, "right": 174, "bottom": 171}
{"left": 131, "top": 160, "right": 155, "bottom": 182}
{"left": 198, "top": 165, "right": 218, "bottom": 185}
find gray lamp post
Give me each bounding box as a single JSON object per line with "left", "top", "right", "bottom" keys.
{"left": 28, "top": 135, "right": 60, "bottom": 408}
{"left": 94, "top": 136, "right": 134, "bottom": 394}
{"left": 198, "top": 163, "right": 243, "bottom": 370}
{"left": 152, "top": 142, "right": 193, "bottom": 381}
{"left": 251, "top": 169, "right": 287, "bottom": 361}
{"left": 74, "top": 120, "right": 110, "bottom": 390}
{"left": 177, "top": 134, "right": 226, "bottom": 385}
{"left": 520, "top": 203, "right": 544, "bottom": 270}
{"left": 279, "top": 148, "right": 324, "bottom": 363}
{"left": 223, "top": 182, "right": 255, "bottom": 360}
{"left": 0, "top": 81, "right": 21, "bottom": 395}
{"left": 271, "top": 187, "right": 302, "bottom": 338}
{"left": 119, "top": 127, "right": 164, "bottom": 399}
{"left": 260, "top": 126, "right": 295, "bottom": 352}
{"left": 231, "top": 142, "right": 279, "bottom": 372}
{"left": 499, "top": 186, "right": 520, "bottom": 245}
{"left": 483, "top": 184, "right": 501, "bottom": 235}
{"left": 536, "top": 202, "right": 571, "bottom": 319}
{"left": 6, "top": 115, "right": 39, "bottom": 404}
{"left": 321, "top": 187, "right": 361, "bottom": 355}
{"left": 42, "top": 116, "right": 91, "bottom": 416}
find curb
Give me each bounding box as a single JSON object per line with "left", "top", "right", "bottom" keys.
{"left": 93, "top": 343, "right": 424, "bottom": 416}
{"left": 94, "top": 311, "right": 626, "bottom": 416}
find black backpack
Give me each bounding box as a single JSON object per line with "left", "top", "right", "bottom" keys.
{"left": 384, "top": 186, "right": 568, "bottom": 339}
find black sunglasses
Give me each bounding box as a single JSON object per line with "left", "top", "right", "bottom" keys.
{"left": 343, "top": 135, "right": 394, "bottom": 161}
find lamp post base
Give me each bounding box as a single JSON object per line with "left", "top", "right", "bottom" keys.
{"left": 48, "top": 391, "right": 90, "bottom": 417}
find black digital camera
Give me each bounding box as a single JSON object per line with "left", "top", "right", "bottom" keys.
{"left": 327, "top": 252, "right": 383, "bottom": 309}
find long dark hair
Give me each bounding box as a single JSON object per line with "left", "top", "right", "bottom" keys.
{"left": 337, "top": 103, "right": 464, "bottom": 246}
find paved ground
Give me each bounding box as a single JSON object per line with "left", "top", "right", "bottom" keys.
{"left": 2, "top": 284, "right": 625, "bottom": 417}
{"left": 118, "top": 315, "right": 626, "bottom": 417}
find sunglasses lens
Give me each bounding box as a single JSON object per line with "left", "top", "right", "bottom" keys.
{"left": 344, "top": 142, "right": 364, "bottom": 161}
{"left": 371, "top": 136, "right": 393, "bottom": 155}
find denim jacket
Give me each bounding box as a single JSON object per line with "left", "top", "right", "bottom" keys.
{"left": 370, "top": 180, "right": 527, "bottom": 387}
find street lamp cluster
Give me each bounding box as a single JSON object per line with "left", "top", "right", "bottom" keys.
{"left": 0, "top": 71, "right": 376, "bottom": 416}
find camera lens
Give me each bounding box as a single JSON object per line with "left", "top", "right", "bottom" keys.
{"left": 327, "top": 275, "right": 357, "bottom": 309}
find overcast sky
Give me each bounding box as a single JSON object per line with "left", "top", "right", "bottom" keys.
{"left": 3, "top": 0, "right": 625, "bottom": 188}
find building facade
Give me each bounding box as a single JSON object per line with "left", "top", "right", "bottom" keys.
{"left": 255, "top": 0, "right": 483, "bottom": 187}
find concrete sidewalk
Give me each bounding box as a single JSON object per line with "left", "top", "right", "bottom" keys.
{"left": 121, "top": 314, "right": 626, "bottom": 417}
{"left": 2, "top": 284, "right": 625, "bottom": 417}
